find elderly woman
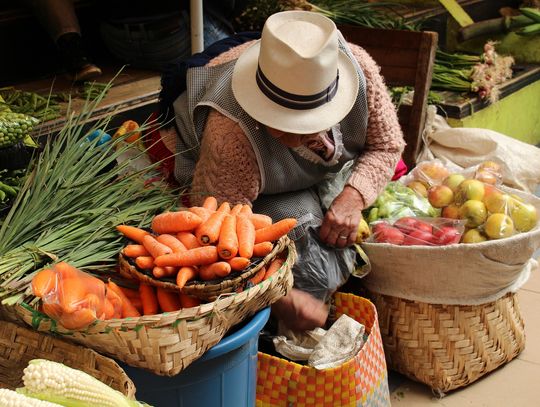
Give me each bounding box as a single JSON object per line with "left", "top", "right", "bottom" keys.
{"left": 154, "top": 11, "right": 405, "bottom": 331}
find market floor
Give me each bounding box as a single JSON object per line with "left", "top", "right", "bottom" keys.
{"left": 386, "top": 257, "right": 540, "bottom": 407}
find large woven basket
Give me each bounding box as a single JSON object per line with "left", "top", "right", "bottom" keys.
{"left": 0, "top": 320, "right": 135, "bottom": 397}
{"left": 367, "top": 290, "right": 525, "bottom": 394}
{"left": 0, "top": 239, "right": 295, "bottom": 376}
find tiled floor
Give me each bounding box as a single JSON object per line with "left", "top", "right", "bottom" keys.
{"left": 387, "top": 259, "right": 540, "bottom": 406}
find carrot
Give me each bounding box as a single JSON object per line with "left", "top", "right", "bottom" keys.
{"left": 227, "top": 257, "right": 250, "bottom": 271}
{"left": 135, "top": 256, "right": 154, "bottom": 270}
{"left": 156, "top": 288, "right": 182, "bottom": 312}
{"left": 201, "top": 196, "right": 218, "bottom": 211}
{"left": 107, "top": 281, "right": 141, "bottom": 318}
{"left": 59, "top": 308, "right": 97, "bottom": 330}
{"left": 236, "top": 215, "right": 256, "bottom": 258}
{"left": 264, "top": 258, "right": 285, "bottom": 280}
{"left": 176, "top": 266, "right": 197, "bottom": 289}
{"left": 156, "top": 234, "right": 186, "bottom": 254}
{"left": 196, "top": 204, "right": 230, "bottom": 245}
{"left": 139, "top": 284, "right": 159, "bottom": 315}
{"left": 143, "top": 235, "right": 173, "bottom": 258}
{"left": 31, "top": 268, "right": 58, "bottom": 297}
{"left": 106, "top": 289, "right": 123, "bottom": 319}
{"left": 217, "top": 215, "right": 238, "bottom": 259}
{"left": 152, "top": 266, "right": 177, "bottom": 279}
{"left": 200, "top": 262, "right": 231, "bottom": 280}
{"left": 188, "top": 207, "right": 213, "bottom": 222}
{"left": 177, "top": 232, "right": 201, "bottom": 249}
{"left": 42, "top": 302, "right": 63, "bottom": 319}
{"left": 123, "top": 244, "right": 150, "bottom": 258}
{"left": 151, "top": 211, "right": 203, "bottom": 234}
{"left": 155, "top": 246, "right": 218, "bottom": 267}
{"left": 248, "top": 267, "right": 266, "bottom": 285}
{"left": 250, "top": 214, "right": 273, "bottom": 230}
{"left": 179, "top": 293, "right": 201, "bottom": 308}
{"left": 255, "top": 218, "right": 297, "bottom": 244}
{"left": 116, "top": 225, "right": 150, "bottom": 244}
{"left": 102, "top": 299, "right": 115, "bottom": 320}
{"left": 252, "top": 241, "right": 274, "bottom": 258}
{"left": 119, "top": 286, "right": 140, "bottom": 300}
{"left": 239, "top": 205, "right": 252, "bottom": 216}
{"left": 59, "top": 278, "right": 88, "bottom": 313}
{"left": 230, "top": 204, "right": 243, "bottom": 216}
{"left": 129, "top": 296, "right": 143, "bottom": 314}
{"left": 54, "top": 261, "right": 80, "bottom": 279}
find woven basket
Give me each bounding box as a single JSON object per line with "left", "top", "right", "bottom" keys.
{"left": 256, "top": 293, "right": 391, "bottom": 407}
{"left": 367, "top": 290, "right": 525, "bottom": 394}
{"left": 0, "top": 239, "right": 295, "bottom": 376}
{"left": 0, "top": 320, "right": 135, "bottom": 397}
{"left": 118, "top": 236, "right": 290, "bottom": 301}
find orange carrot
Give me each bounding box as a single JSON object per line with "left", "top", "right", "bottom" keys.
{"left": 176, "top": 266, "right": 197, "bottom": 289}
{"left": 177, "top": 232, "right": 201, "bottom": 249}
{"left": 200, "top": 262, "right": 231, "bottom": 280}
{"left": 236, "top": 215, "right": 256, "bottom": 258}
{"left": 152, "top": 266, "right": 177, "bottom": 279}
{"left": 264, "top": 258, "right": 285, "bottom": 280}
{"left": 119, "top": 286, "right": 140, "bottom": 300}
{"left": 31, "top": 268, "right": 58, "bottom": 297}
{"left": 54, "top": 261, "right": 80, "bottom": 279}
{"left": 202, "top": 196, "right": 218, "bottom": 211}
{"left": 230, "top": 204, "right": 243, "bottom": 216}
{"left": 59, "top": 308, "right": 97, "bottom": 330}
{"left": 82, "top": 293, "right": 104, "bottom": 317}
{"left": 139, "top": 284, "right": 159, "bottom": 315}
{"left": 179, "top": 293, "right": 201, "bottom": 308}
{"left": 248, "top": 267, "right": 266, "bottom": 285}
{"left": 143, "top": 235, "right": 172, "bottom": 258}
{"left": 196, "top": 204, "right": 230, "bottom": 245}
{"left": 116, "top": 225, "right": 150, "bottom": 244}
{"left": 103, "top": 299, "right": 115, "bottom": 320}
{"left": 151, "top": 211, "right": 203, "bottom": 234}
{"left": 217, "top": 215, "right": 238, "bottom": 259}
{"left": 156, "top": 234, "right": 187, "bottom": 253}
{"left": 227, "top": 257, "right": 250, "bottom": 271}
{"left": 155, "top": 246, "right": 218, "bottom": 267}
{"left": 107, "top": 281, "right": 141, "bottom": 318}
{"left": 239, "top": 205, "right": 252, "bottom": 216}
{"left": 135, "top": 256, "right": 154, "bottom": 269}
{"left": 156, "top": 288, "right": 182, "bottom": 312}
{"left": 255, "top": 218, "right": 297, "bottom": 244}
{"left": 188, "top": 207, "right": 213, "bottom": 222}
{"left": 130, "top": 296, "right": 143, "bottom": 314}
{"left": 250, "top": 214, "right": 273, "bottom": 230}
{"left": 59, "top": 278, "right": 88, "bottom": 313}
{"left": 106, "top": 289, "right": 123, "bottom": 319}
{"left": 123, "top": 244, "right": 150, "bottom": 258}
{"left": 252, "top": 241, "right": 274, "bottom": 258}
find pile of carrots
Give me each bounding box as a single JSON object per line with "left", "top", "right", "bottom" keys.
{"left": 117, "top": 197, "right": 296, "bottom": 289}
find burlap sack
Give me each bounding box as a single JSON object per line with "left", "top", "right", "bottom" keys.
{"left": 361, "top": 187, "right": 540, "bottom": 305}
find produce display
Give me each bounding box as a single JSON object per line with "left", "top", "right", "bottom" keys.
{"left": 0, "top": 111, "right": 39, "bottom": 148}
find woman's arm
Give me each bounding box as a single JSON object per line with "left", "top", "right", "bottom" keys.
{"left": 190, "top": 109, "right": 261, "bottom": 205}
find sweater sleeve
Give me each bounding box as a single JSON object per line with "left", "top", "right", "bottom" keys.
{"left": 345, "top": 43, "right": 406, "bottom": 208}
{"left": 190, "top": 109, "right": 261, "bottom": 206}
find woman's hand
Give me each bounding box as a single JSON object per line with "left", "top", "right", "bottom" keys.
{"left": 319, "top": 185, "right": 365, "bottom": 248}
{"left": 272, "top": 289, "right": 329, "bottom": 332}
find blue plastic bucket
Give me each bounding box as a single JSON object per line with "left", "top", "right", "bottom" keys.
{"left": 122, "top": 307, "right": 271, "bottom": 407}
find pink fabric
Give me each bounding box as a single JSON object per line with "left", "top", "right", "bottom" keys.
{"left": 392, "top": 159, "right": 408, "bottom": 181}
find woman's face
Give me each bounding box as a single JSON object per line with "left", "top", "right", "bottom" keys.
{"left": 265, "top": 127, "right": 319, "bottom": 148}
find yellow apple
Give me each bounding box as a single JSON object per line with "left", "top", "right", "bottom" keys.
{"left": 455, "top": 179, "right": 485, "bottom": 204}
{"left": 441, "top": 204, "right": 461, "bottom": 219}
{"left": 459, "top": 200, "right": 488, "bottom": 228}
{"left": 413, "top": 162, "right": 450, "bottom": 186}
{"left": 407, "top": 181, "right": 428, "bottom": 198}
{"left": 484, "top": 192, "right": 514, "bottom": 214}
{"left": 510, "top": 202, "right": 538, "bottom": 232}
{"left": 484, "top": 213, "right": 515, "bottom": 239}
{"left": 428, "top": 185, "right": 454, "bottom": 208}
{"left": 443, "top": 174, "right": 466, "bottom": 192}
{"left": 461, "top": 228, "right": 488, "bottom": 243}
{"left": 475, "top": 169, "right": 499, "bottom": 185}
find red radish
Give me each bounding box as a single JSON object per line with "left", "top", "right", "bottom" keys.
{"left": 414, "top": 220, "right": 433, "bottom": 234}
{"left": 374, "top": 226, "right": 405, "bottom": 245}
{"left": 433, "top": 226, "right": 461, "bottom": 245}
{"left": 403, "top": 230, "right": 435, "bottom": 246}
{"left": 393, "top": 217, "right": 419, "bottom": 233}
{"left": 372, "top": 222, "right": 391, "bottom": 234}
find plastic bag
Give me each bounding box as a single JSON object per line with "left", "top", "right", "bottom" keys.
{"left": 31, "top": 262, "right": 118, "bottom": 330}
{"left": 369, "top": 217, "right": 466, "bottom": 246}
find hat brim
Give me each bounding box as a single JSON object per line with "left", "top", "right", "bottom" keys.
{"left": 232, "top": 40, "right": 360, "bottom": 135}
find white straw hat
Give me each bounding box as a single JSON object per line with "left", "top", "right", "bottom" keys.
{"left": 232, "top": 11, "right": 359, "bottom": 134}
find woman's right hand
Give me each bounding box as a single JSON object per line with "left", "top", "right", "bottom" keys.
{"left": 271, "top": 288, "right": 329, "bottom": 332}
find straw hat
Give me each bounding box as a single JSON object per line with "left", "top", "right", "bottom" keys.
{"left": 232, "top": 11, "right": 359, "bottom": 134}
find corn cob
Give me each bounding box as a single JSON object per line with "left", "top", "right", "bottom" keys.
{"left": 19, "top": 359, "right": 144, "bottom": 407}
{"left": 0, "top": 388, "right": 62, "bottom": 406}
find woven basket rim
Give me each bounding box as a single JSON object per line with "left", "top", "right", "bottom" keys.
{"left": 12, "top": 239, "right": 297, "bottom": 335}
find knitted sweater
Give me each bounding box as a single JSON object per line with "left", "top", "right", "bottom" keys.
{"left": 190, "top": 41, "right": 405, "bottom": 207}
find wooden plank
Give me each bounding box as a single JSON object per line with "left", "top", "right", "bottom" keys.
{"left": 339, "top": 25, "right": 424, "bottom": 50}
{"left": 364, "top": 48, "right": 421, "bottom": 70}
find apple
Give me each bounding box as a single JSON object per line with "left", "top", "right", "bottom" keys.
{"left": 475, "top": 169, "right": 499, "bottom": 185}
{"left": 484, "top": 213, "right": 515, "bottom": 239}
{"left": 433, "top": 226, "right": 461, "bottom": 245}
{"left": 428, "top": 185, "right": 454, "bottom": 208}
{"left": 403, "top": 230, "right": 435, "bottom": 246}
{"left": 443, "top": 174, "right": 466, "bottom": 192}
{"left": 483, "top": 184, "right": 497, "bottom": 200}
{"left": 374, "top": 226, "right": 405, "bottom": 245}
{"left": 459, "top": 200, "right": 488, "bottom": 228}
{"left": 413, "top": 162, "right": 450, "bottom": 186}
{"left": 510, "top": 202, "right": 538, "bottom": 232}
{"left": 484, "top": 192, "right": 514, "bottom": 214}
{"left": 407, "top": 181, "right": 428, "bottom": 198}
{"left": 441, "top": 204, "right": 460, "bottom": 219}
{"left": 393, "top": 217, "right": 419, "bottom": 234}
{"left": 461, "top": 228, "right": 488, "bottom": 243}
{"left": 455, "top": 179, "right": 485, "bottom": 204}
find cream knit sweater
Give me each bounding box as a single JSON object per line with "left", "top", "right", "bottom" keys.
{"left": 189, "top": 41, "right": 405, "bottom": 207}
